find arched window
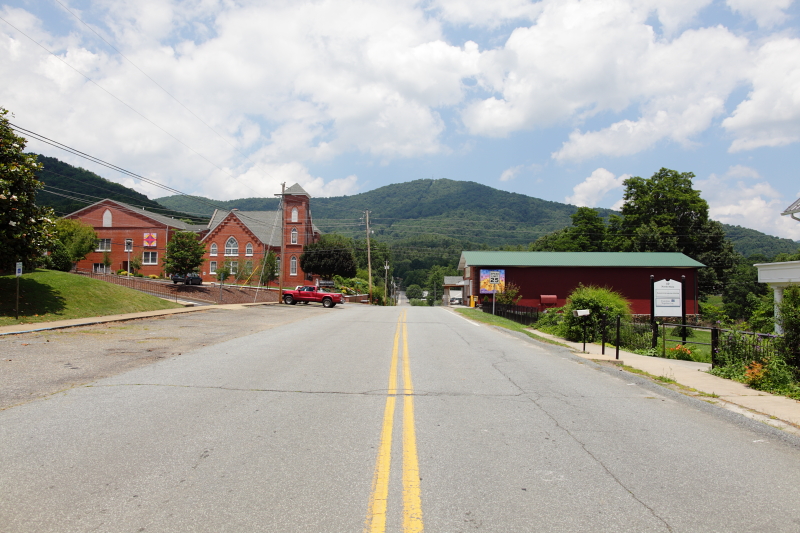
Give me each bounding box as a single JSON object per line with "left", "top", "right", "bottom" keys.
{"left": 290, "top": 256, "right": 297, "bottom": 276}
{"left": 245, "top": 243, "right": 253, "bottom": 256}
{"left": 102, "top": 209, "right": 112, "bottom": 227}
{"left": 225, "top": 237, "right": 238, "bottom": 256}
{"left": 291, "top": 228, "right": 298, "bottom": 245}
{"left": 291, "top": 207, "right": 299, "bottom": 223}
{"left": 210, "top": 243, "right": 218, "bottom": 256}
{"left": 276, "top": 256, "right": 281, "bottom": 275}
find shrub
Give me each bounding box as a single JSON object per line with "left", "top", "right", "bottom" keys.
{"left": 409, "top": 299, "right": 428, "bottom": 306}
{"left": 405, "top": 284, "right": 423, "bottom": 300}
{"left": 496, "top": 282, "right": 522, "bottom": 305}
{"left": 148, "top": 274, "right": 159, "bottom": 279}
{"left": 668, "top": 344, "right": 694, "bottom": 361}
{"left": 558, "top": 285, "right": 632, "bottom": 342}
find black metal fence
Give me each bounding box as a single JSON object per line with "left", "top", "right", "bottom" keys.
{"left": 481, "top": 303, "right": 539, "bottom": 326}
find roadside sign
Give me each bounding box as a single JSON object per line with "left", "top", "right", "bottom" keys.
{"left": 479, "top": 269, "right": 505, "bottom": 294}
{"left": 653, "top": 278, "right": 682, "bottom": 317}
{"left": 15, "top": 262, "right": 22, "bottom": 277}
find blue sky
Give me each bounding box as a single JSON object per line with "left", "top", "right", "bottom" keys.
{"left": 1, "top": 0, "right": 799, "bottom": 239}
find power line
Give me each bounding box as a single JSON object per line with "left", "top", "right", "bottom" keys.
{"left": 0, "top": 14, "right": 261, "bottom": 195}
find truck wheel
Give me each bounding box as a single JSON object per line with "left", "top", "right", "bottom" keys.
{"left": 284, "top": 295, "right": 295, "bottom": 305}
{"left": 322, "top": 297, "right": 333, "bottom": 308}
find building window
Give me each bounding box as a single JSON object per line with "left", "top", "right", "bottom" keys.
{"left": 210, "top": 243, "right": 218, "bottom": 256}
{"left": 96, "top": 238, "right": 111, "bottom": 252}
{"left": 290, "top": 256, "right": 297, "bottom": 276}
{"left": 276, "top": 256, "right": 281, "bottom": 275}
{"left": 291, "top": 228, "right": 298, "bottom": 245}
{"left": 230, "top": 261, "right": 238, "bottom": 275}
{"left": 102, "top": 209, "right": 112, "bottom": 227}
{"left": 143, "top": 252, "right": 158, "bottom": 265}
{"left": 209, "top": 261, "right": 217, "bottom": 274}
{"left": 245, "top": 243, "right": 253, "bottom": 256}
{"left": 93, "top": 263, "right": 108, "bottom": 273}
{"left": 245, "top": 260, "right": 253, "bottom": 274}
{"left": 225, "top": 237, "right": 238, "bottom": 256}
{"left": 124, "top": 239, "right": 132, "bottom": 252}
{"left": 291, "top": 207, "right": 298, "bottom": 223}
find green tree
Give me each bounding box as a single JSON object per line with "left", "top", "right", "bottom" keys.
{"left": 529, "top": 207, "right": 607, "bottom": 252}
{"left": 54, "top": 218, "right": 97, "bottom": 264}
{"left": 723, "top": 261, "right": 769, "bottom": 320}
{"left": 129, "top": 253, "right": 142, "bottom": 275}
{"left": 610, "top": 168, "right": 738, "bottom": 296}
{"left": 405, "top": 284, "right": 423, "bottom": 299}
{"left": 47, "top": 239, "right": 73, "bottom": 272}
{"left": 102, "top": 251, "right": 112, "bottom": 273}
{"left": 496, "top": 282, "right": 523, "bottom": 305}
{"left": 216, "top": 259, "right": 231, "bottom": 284}
{"left": 300, "top": 233, "right": 357, "bottom": 279}
{"left": 259, "top": 250, "right": 279, "bottom": 286}
{"left": 162, "top": 231, "right": 206, "bottom": 275}
{"left": 0, "top": 108, "right": 56, "bottom": 270}
{"left": 425, "top": 264, "right": 459, "bottom": 305}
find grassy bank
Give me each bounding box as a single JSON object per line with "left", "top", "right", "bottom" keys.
{"left": 0, "top": 269, "right": 183, "bottom": 326}
{"left": 455, "top": 308, "right": 568, "bottom": 347}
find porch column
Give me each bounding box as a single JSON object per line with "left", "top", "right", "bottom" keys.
{"left": 773, "top": 284, "right": 785, "bottom": 335}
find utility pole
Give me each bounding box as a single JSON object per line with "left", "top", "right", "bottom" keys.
{"left": 275, "top": 182, "right": 286, "bottom": 303}
{"left": 384, "top": 260, "right": 389, "bottom": 306}
{"left": 365, "top": 210, "right": 372, "bottom": 304}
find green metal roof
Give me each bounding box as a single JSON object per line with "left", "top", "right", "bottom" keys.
{"left": 458, "top": 251, "right": 704, "bottom": 270}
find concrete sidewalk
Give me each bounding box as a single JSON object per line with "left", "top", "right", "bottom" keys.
{"left": 529, "top": 328, "right": 800, "bottom": 430}
{"left": 0, "top": 302, "right": 275, "bottom": 337}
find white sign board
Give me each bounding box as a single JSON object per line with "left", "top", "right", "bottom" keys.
{"left": 16, "top": 262, "right": 22, "bottom": 277}
{"left": 653, "top": 279, "right": 682, "bottom": 317}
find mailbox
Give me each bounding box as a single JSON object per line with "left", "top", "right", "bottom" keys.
{"left": 572, "top": 309, "right": 591, "bottom": 317}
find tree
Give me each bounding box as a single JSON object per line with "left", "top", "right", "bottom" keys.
{"left": 425, "top": 264, "right": 459, "bottom": 305}
{"left": 610, "top": 168, "right": 738, "bottom": 297}
{"left": 529, "top": 207, "right": 607, "bottom": 252}
{"left": 723, "top": 260, "right": 769, "bottom": 320}
{"left": 405, "top": 284, "right": 423, "bottom": 299}
{"left": 301, "top": 233, "right": 357, "bottom": 279}
{"left": 496, "top": 282, "right": 523, "bottom": 305}
{"left": 216, "top": 259, "right": 231, "bottom": 284}
{"left": 163, "top": 231, "right": 206, "bottom": 275}
{"left": 102, "top": 251, "right": 112, "bottom": 273}
{"left": 129, "top": 253, "right": 142, "bottom": 275}
{"left": 54, "top": 218, "right": 97, "bottom": 264}
{"left": 0, "top": 107, "right": 56, "bottom": 270}
{"left": 259, "top": 250, "right": 279, "bottom": 286}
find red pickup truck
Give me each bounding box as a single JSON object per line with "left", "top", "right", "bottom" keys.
{"left": 282, "top": 286, "right": 344, "bottom": 308}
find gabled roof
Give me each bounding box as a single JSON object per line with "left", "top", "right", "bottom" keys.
{"left": 285, "top": 183, "right": 310, "bottom": 197}
{"left": 205, "top": 210, "right": 283, "bottom": 246}
{"left": 782, "top": 198, "right": 800, "bottom": 217}
{"left": 64, "top": 198, "right": 198, "bottom": 230}
{"left": 458, "top": 251, "right": 705, "bottom": 270}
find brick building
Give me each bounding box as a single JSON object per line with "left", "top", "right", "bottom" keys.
{"left": 458, "top": 251, "right": 703, "bottom": 316}
{"left": 199, "top": 183, "right": 320, "bottom": 285}
{"left": 65, "top": 199, "right": 207, "bottom": 276}
{"left": 65, "top": 183, "right": 320, "bottom": 285}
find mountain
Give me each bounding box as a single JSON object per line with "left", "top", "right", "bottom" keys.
{"left": 27, "top": 153, "right": 797, "bottom": 257}
{"left": 156, "top": 178, "right": 800, "bottom": 257}
{"left": 32, "top": 154, "right": 208, "bottom": 223}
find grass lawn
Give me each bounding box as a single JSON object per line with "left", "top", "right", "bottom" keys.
{"left": 657, "top": 327, "right": 713, "bottom": 363}
{"left": 0, "top": 269, "right": 183, "bottom": 326}
{"left": 455, "top": 308, "right": 569, "bottom": 347}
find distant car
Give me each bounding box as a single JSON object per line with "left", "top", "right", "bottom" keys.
{"left": 450, "top": 297, "right": 463, "bottom": 305}
{"left": 282, "top": 285, "right": 344, "bottom": 308}
{"left": 171, "top": 272, "right": 203, "bottom": 285}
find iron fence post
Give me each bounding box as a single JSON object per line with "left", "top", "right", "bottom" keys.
{"left": 616, "top": 315, "right": 620, "bottom": 360}
{"left": 711, "top": 327, "right": 719, "bottom": 368}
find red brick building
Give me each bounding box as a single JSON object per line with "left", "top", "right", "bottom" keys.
{"left": 458, "top": 251, "right": 703, "bottom": 316}
{"left": 65, "top": 199, "right": 207, "bottom": 276}
{"left": 65, "top": 183, "right": 320, "bottom": 285}
{"left": 199, "top": 183, "right": 320, "bottom": 284}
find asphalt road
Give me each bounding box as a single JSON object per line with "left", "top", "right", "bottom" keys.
{"left": 1, "top": 306, "right": 799, "bottom": 532}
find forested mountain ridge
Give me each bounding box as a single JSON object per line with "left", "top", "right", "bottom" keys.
{"left": 32, "top": 154, "right": 207, "bottom": 223}
{"left": 25, "top": 153, "right": 798, "bottom": 257}
{"left": 156, "top": 178, "right": 799, "bottom": 256}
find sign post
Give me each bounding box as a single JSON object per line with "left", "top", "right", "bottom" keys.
{"left": 15, "top": 261, "right": 22, "bottom": 320}
{"left": 480, "top": 269, "right": 505, "bottom": 315}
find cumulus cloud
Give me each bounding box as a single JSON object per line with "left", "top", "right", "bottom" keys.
{"left": 499, "top": 165, "right": 524, "bottom": 182}
{"left": 723, "top": 38, "right": 800, "bottom": 152}
{"left": 565, "top": 168, "right": 628, "bottom": 207}
{"left": 697, "top": 166, "right": 800, "bottom": 240}
{"left": 726, "top": 0, "right": 795, "bottom": 28}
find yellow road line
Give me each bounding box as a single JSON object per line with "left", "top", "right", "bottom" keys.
{"left": 365, "top": 318, "right": 401, "bottom": 533}
{"left": 365, "top": 310, "right": 424, "bottom": 533}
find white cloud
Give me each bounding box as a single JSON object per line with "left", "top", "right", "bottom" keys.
{"left": 565, "top": 168, "right": 628, "bottom": 207}
{"left": 431, "top": 0, "right": 542, "bottom": 28}
{"left": 726, "top": 0, "right": 794, "bottom": 28}
{"left": 697, "top": 166, "right": 800, "bottom": 240}
{"left": 499, "top": 165, "right": 524, "bottom": 182}
{"left": 723, "top": 38, "right": 800, "bottom": 152}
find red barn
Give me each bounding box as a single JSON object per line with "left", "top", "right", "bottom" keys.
{"left": 458, "top": 251, "right": 704, "bottom": 316}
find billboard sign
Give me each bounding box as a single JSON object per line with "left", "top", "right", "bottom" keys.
{"left": 653, "top": 278, "right": 682, "bottom": 317}
{"left": 479, "top": 269, "right": 505, "bottom": 294}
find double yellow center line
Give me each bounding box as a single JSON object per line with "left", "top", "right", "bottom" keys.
{"left": 365, "top": 310, "right": 423, "bottom": 533}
